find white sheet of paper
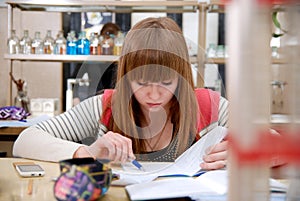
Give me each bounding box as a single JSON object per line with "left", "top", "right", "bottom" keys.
{"left": 161, "top": 126, "right": 228, "bottom": 176}
{"left": 112, "top": 126, "right": 228, "bottom": 186}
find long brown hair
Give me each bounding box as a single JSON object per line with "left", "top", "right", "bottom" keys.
{"left": 105, "top": 17, "right": 198, "bottom": 156}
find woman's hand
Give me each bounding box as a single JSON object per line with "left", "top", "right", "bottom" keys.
{"left": 75, "top": 131, "right": 135, "bottom": 164}
{"left": 200, "top": 138, "right": 228, "bottom": 170}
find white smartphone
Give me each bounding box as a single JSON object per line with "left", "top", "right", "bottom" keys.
{"left": 15, "top": 163, "right": 45, "bottom": 177}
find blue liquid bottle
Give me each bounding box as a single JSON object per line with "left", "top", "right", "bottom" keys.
{"left": 66, "top": 30, "right": 77, "bottom": 55}
{"left": 77, "top": 31, "right": 90, "bottom": 55}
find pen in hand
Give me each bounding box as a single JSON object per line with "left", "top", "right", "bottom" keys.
{"left": 95, "top": 154, "right": 145, "bottom": 171}
{"left": 128, "top": 158, "right": 145, "bottom": 171}
{"left": 96, "top": 131, "right": 145, "bottom": 171}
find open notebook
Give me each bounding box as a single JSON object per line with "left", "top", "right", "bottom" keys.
{"left": 120, "top": 125, "right": 288, "bottom": 201}
{"left": 125, "top": 169, "right": 288, "bottom": 201}
{"left": 112, "top": 126, "right": 228, "bottom": 186}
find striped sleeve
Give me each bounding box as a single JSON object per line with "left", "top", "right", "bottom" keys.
{"left": 35, "top": 94, "right": 104, "bottom": 142}
{"left": 218, "top": 96, "right": 229, "bottom": 127}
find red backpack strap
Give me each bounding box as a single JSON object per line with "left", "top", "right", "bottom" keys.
{"left": 195, "top": 88, "right": 220, "bottom": 139}
{"left": 100, "top": 89, "right": 115, "bottom": 127}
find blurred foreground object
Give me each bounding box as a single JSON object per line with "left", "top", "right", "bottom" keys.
{"left": 54, "top": 158, "right": 112, "bottom": 201}
{"left": 226, "top": 0, "right": 300, "bottom": 201}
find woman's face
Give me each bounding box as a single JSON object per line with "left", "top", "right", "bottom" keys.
{"left": 130, "top": 77, "right": 178, "bottom": 113}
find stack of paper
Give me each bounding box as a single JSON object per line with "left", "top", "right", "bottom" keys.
{"left": 125, "top": 170, "right": 288, "bottom": 201}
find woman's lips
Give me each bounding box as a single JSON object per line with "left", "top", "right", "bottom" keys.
{"left": 147, "top": 103, "right": 162, "bottom": 107}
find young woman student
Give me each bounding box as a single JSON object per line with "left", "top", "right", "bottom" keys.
{"left": 13, "top": 17, "right": 229, "bottom": 170}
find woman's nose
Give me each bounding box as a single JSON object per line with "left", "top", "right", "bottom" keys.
{"left": 148, "top": 84, "right": 161, "bottom": 100}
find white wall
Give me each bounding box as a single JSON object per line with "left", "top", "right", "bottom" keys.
{"left": 0, "top": 7, "right": 63, "bottom": 111}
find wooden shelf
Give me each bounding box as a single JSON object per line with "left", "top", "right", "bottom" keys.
{"left": 272, "top": 57, "right": 287, "bottom": 64}
{"left": 4, "top": 54, "right": 119, "bottom": 62}
{"left": 204, "top": 57, "right": 287, "bottom": 65}
{"left": 207, "top": 0, "right": 287, "bottom": 13}
{"left": 6, "top": 0, "right": 200, "bottom": 13}
{"left": 4, "top": 54, "right": 199, "bottom": 64}
{"left": 209, "top": 0, "right": 225, "bottom": 5}
{"left": 205, "top": 57, "right": 226, "bottom": 64}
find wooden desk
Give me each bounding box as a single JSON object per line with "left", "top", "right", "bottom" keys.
{"left": 0, "top": 158, "right": 129, "bottom": 201}
{"left": 0, "top": 127, "right": 26, "bottom": 141}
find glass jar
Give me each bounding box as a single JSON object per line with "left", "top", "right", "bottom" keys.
{"left": 101, "top": 32, "right": 114, "bottom": 55}
{"left": 89, "top": 32, "right": 101, "bottom": 55}
{"left": 67, "top": 30, "right": 77, "bottom": 55}
{"left": 113, "top": 31, "right": 124, "bottom": 56}
{"left": 43, "top": 30, "right": 55, "bottom": 54}
{"left": 207, "top": 43, "right": 217, "bottom": 58}
{"left": 19, "top": 30, "right": 32, "bottom": 54}
{"left": 7, "top": 30, "right": 20, "bottom": 54}
{"left": 216, "top": 45, "right": 225, "bottom": 58}
{"left": 77, "top": 31, "right": 90, "bottom": 55}
{"left": 54, "top": 30, "right": 66, "bottom": 55}
{"left": 31, "top": 31, "right": 43, "bottom": 54}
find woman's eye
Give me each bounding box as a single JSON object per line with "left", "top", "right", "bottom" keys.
{"left": 161, "top": 80, "right": 172, "bottom": 86}
{"left": 137, "top": 81, "right": 148, "bottom": 86}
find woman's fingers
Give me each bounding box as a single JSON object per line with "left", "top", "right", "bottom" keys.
{"left": 201, "top": 140, "right": 228, "bottom": 170}
{"left": 200, "top": 160, "right": 227, "bottom": 170}
{"left": 95, "top": 131, "right": 133, "bottom": 163}
{"left": 205, "top": 140, "right": 228, "bottom": 155}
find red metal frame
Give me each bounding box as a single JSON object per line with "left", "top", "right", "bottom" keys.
{"left": 228, "top": 130, "right": 300, "bottom": 165}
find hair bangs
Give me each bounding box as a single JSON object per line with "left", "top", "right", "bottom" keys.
{"left": 124, "top": 49, "right": 187, "bottom": 83}
{"left": 129, "top": 64, "right": 178, "bottom": 83}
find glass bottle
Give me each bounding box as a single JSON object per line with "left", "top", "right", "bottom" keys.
{"left": 31, "top": 31, "right": 43, "bottom": 54}
{"left": 271, "top": 46, "right": 279, "bottom": 58}
{"left": 101, "top": 32, "right": 114, "bottom": 55}
{"left": 43, "top": 30, "right": 55, "bottom": 54}
{"left": 19, "top": 30, "right": 32, "bottom": 54}
{"left": 66, "top": 30, "right": 77, "bottom": 55}
{"left": 216, "top": 45, "right": 225, "bottom": 58}
{"left": 207, "top": 43, "right": 217, "bottom": 58}
{"left": 7, "top": 30, "right": 20, "bottom": 54}
{"left": 54, "top": 31, "right": 66, "bottom": 55}
{"left": 113, "top": 31, "right": 124, "bottom": 56}
{"left": 89, "top": 32, "right": 101, "bottom": 55}
{"left": 76, "top": 31, "right": 90, "bottom": 55}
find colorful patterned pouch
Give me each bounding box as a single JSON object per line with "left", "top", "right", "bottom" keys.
{"left": 54, "top": 158, "right": 112, "bottom": 201}
{"left": 0, "top": 106, "right": 30, "bottom": 120}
